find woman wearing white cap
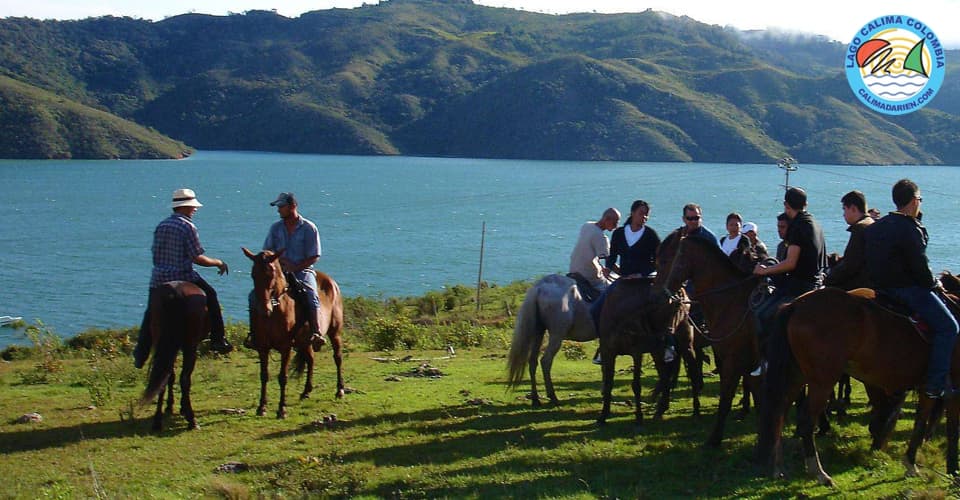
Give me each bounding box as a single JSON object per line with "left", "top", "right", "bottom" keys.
{"left": 133, "top": 188, "right": 234, "bottom": 368}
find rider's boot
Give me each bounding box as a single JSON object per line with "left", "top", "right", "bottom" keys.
{"left": 308, "top": 307, "right": 326, "bottom": 351}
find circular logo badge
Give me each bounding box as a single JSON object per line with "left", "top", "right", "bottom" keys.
{"left": 845, "top": 15, "right": 946, "bottom": 115}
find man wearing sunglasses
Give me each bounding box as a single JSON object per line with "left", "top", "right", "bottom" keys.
{"left": 681, "top": 203, "right": 719, "bottom": 247}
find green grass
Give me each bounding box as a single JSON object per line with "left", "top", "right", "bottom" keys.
{"left": 1, "top": 341, "right": 957, "bottom": 498}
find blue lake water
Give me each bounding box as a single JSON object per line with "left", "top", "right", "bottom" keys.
{"left": 1, "top": 151, "right": 958, "bottom": 347}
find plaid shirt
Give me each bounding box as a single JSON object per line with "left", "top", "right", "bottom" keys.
{"left": 150, "top": 213, "right": 204, "bottom": 288}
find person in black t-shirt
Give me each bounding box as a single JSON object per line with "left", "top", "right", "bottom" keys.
{"left": 754, "top": 187, "right": 827, "bottom": 296}
{"left": 750, "top": 187, "right": 827, "bottom": 375}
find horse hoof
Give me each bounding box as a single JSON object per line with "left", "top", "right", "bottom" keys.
{"left": 336, "top": 389, "right": 345, "bottom": 399}
{"left": 189, "top": 422, "right": 200, "bottom": 431}
{"left": 300, "top": 393, "right": 311, "bottom": 401}
{"left": 902, "top": 457, "right": 920, "bottom": 477}
{"left": 818, "top": 474, "right": 835, "bottom": 487}
{"left": 256, "top": 408, "right": 266, "bottom": 417}
{"left": 596, "top": 418, "right": 607, "bottom": 427}
{"left": 277, "top": 410, "right": 287, "bottom": 419}
{"left": 531, "top": 399, "right": 542, "bottom": 408}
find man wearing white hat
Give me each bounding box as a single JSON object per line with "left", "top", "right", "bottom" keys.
{"left": 134, "top": 188, "right": 233, "bottom": 368}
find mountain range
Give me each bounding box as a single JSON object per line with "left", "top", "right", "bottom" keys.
{"left": 0, "top": 0, "right": 957, "bottom": 164}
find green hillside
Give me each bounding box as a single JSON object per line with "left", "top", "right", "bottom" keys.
{"left": 0, "top": 76, "right": 191, "bottom": 159}
{"left": 0, "top": 0, "right": 957, "bottom": 164}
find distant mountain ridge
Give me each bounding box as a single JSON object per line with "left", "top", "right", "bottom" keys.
{"left": 0, "top": 0, "right": 957, "bottom": 164}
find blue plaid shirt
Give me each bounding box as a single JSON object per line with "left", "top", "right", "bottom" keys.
{"left": 150, "top": 213, "right": 204, "bottom": 288}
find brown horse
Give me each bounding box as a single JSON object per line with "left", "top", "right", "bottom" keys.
{"left": 243, "top": 248, "right": 345, "bottom": 418}
{"left": 596, "top": 280, "right": 697, "bottom": 429}
{"left": 140, "top": 281, "right": 209, "bottom": 431}
{"left": 756, "top": 285, "right": 960, "bottom": 485}
{"left": 656, "top": 230, "right": 762, "bottom": 447}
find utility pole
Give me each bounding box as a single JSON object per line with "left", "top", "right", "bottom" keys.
{"left": 778, "top": 156, "right": 798, "bottom": 191}
{"left": 476, "top": 221, "right": 486, "bottom": 314}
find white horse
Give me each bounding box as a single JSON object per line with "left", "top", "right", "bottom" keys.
{"left": 506, "top": 274, "right": 597, "bottom": 406}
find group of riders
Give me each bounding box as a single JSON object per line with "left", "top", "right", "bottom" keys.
{"left": 133, "top": 178, "right": 957, "bottom": 401}
{"left": 133, "top": 189, "right": 325, "bottom": 369}
{"left": 569, "top": 179, "right": 958, "bottom": 400}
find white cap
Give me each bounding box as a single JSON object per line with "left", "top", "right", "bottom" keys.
{"left": 742, "top": 222, "right": 758, "bottom": 234}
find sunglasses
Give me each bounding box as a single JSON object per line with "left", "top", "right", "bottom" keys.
{"left": 685, "top": 216, "right": 701, "bottom": 221}
{"left": 917, "top": 196, "right": 923, "bottom": 202}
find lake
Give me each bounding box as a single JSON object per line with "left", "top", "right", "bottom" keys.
{"left": 1, "top": 151, "right": 958, "bottom": 347}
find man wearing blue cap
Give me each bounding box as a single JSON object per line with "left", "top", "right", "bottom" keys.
{"left": 245, "top": 192, "right": 325, "bottom": 349}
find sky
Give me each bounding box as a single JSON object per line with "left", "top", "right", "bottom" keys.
{"left": 1, "top": 0, "right": 959, "bottom": 48}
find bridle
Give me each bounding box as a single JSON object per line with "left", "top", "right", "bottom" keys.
{"left": 662, "top": 235, "right": 758, "bottom": 343}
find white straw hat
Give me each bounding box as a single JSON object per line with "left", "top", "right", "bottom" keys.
{"left": 171, "top": 188, "right": 203, "bottom": 208}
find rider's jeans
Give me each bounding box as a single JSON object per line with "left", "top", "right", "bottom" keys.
{"left": 884, "top": 286, "right": 959, "bottom": 394}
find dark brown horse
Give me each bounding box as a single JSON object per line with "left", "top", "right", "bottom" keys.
{"left": 140, "top": 281, "right": 209, "bottom": 431}
{"left": 656, "top": 230, "right": 762, "bottom": 447}
{"left": 596, "top": 280, "right": 697, "bottom": 429}
{"left": 243, "top": 248, "right": 345, "bottom": 418}
{"left": 756, "top": 285, "right": 960, "bottom": 485}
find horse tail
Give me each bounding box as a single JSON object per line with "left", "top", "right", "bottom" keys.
{"left": 507, "top": 283, "right": 546, "bottom": 388}
{"left": 142, "top": 287, "right": 184, "bottom": 404}
{"left": 756, "top": 301, "right": 800, "bottom": 466}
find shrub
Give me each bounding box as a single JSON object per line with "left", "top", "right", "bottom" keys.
{"left": 361, "top": 316, "right": 423, "bottom": 351}
{"left": 562, "top": 342, "right": 588, "bottom": 360}
{"left": 19, "top": 321, "right": 64, "bottom": 384}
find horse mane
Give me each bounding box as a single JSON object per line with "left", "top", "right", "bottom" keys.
{"left": 682, "top": 234, "right": 751, "bottom": 278}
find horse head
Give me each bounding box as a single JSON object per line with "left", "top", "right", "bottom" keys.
{"left": 243, "top": 247, "right": 287, "bottom": 318}
{"left": 658, "top": 230, "right": 690, "bottom": 294}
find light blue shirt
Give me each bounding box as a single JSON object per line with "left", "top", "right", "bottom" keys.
{"left": 263, "top": 216, "right": 321, "bottom": 274}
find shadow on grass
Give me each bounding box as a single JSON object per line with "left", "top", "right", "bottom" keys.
{"left": 0, "top": 415, "right": 177, "bottom": 453}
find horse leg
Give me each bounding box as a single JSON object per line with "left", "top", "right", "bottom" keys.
{"left": 947, "top": 397, "right": 959, "bottom": 476}
{"left": 152, "top": 381, "right": 165, "bottom": 432}
{"left": 651, "top": 352, "right": 670, "bottom": 422}
{"left": 797, "top": 382, "right": 835, "bottom": 487}
{"left": 331, "top": 330, "right": 345, "bottom": 399}
{"left": 540, "top": 334, "right": 563, "bottom": 405}
{"left": 597, "top": 346, "right": 616, "bottom": 426}
{"left": 528, "top": 333, "right": 543, "bottom": 407}
{"left": 904, "top": 395, "right": 938, "bottom": 477}
{"left": 164, "top": 372, "right": 175, "bottom": 416}
{"left": 680, "top": 341, "right": 703, "bottom": 417}
{"left": 705, "top": 367, "right": 740, "bottom": 448}
{"left": 300, "top": 346, "right": 315, "bottom": 401}
{"left": 866, "top": 385, "right": 904, "bottom": 450}
{"left": 277, "top": 349, "right": 290, "bottom": 419}
{"left": 735, "top": 377, "right": 752, "bottom": 422}
{"left": 179, "top": 348, "right": 199, "bottom": 430}
{"left": 257, "top": 350, "right": 269, "bottom": 417}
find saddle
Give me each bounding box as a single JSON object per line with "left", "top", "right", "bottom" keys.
{"left": 566, "top": 273, "right": 602, "bottom": 303}
{"left": 857, "top": 289, "right": 931, "bottom": 341}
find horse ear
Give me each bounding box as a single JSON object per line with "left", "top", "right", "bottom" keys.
{"left": 242, "top": 247, "right": 256, "bottom": 260}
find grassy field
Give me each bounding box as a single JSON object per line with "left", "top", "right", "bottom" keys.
{"left": 1, "top": 339, "right": 958, "bottom": 498}
{"left": 1, "top": 282, "right": 958, "bottom": 498}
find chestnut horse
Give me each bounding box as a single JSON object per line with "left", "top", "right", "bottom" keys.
{"left": 596, "top": 280, "right": 696, "bottom": 429}
{"left": 140, "top": 281, "right": 208, "bottom": 431}
{"left": 243, "top": 248, "right": 345, "bottom": 418}
{"left": 656, "top": 231, "right": 762, "bottom": 447}
{"left": 756, "top": 285, "right": 960, "bottom": 485}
